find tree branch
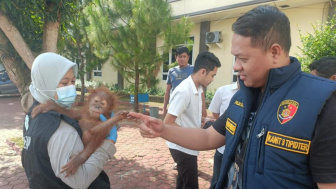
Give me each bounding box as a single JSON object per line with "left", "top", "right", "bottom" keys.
{"left": 0, "top": 12, "right": 34, "bottom": 69}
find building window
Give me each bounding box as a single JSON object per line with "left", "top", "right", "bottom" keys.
{"left": 232, "top": 56, "right": 238, "bottom": 82}
{"left": 162, "top": 37, "right": 194, "bottom": 80}
{"left": 93, "top": 64, "right": 102, "bottom": 77}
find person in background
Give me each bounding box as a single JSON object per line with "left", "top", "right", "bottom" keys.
{"left": 164, "top": 52, "right": 221, "bottom": 189}
{"left": 130, "top": 5, "right": 336, "bottom": 189}
{"left": 309, "top": 56, "right": 336, "bottom": 80}
{"left": 207, "top": 78, "right": 239, "bottom": 189}
{"left": 21, "top": 52, "right": 117, "bottom": 189}
{"left": 163, "top": 46, "right": 207, "bottom": 118}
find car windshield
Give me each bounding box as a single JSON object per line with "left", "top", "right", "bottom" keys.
{"left": 0, "top": 64, "right": 5, "bottom": 72}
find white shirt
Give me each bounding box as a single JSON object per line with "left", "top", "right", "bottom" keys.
{"left": 48, "top": 120, "right": 116, "bottom": 188}
{"left": 166, "top": 76, "right": 203, "bottom": 156}
{"left": 208, "top": 82, "right": 238, "bottom": 154}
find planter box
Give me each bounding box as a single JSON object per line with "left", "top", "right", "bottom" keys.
{"left": 149, "top": 95, "right": 164, "bottom": 103}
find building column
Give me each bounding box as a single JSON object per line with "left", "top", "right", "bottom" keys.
{"left": 199, "top": 21, "right": 211, "bottom": 101}
{"left": 199, "top": 21, "right": 210, "bottom": 53}
{"left": 328, "top": 1, "right": 335, "bottom": 19}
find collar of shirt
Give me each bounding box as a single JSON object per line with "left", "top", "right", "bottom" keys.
{"left": 186, "top": 75, "right": 203, "bottom": 95}
{"left": 231, "top": 82, "right": 239, "bottom": 91}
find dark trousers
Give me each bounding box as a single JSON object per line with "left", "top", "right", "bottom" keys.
{"left": 209, "top": 150, "right": 223, "bottom": 189}
{"left": 169, "top": 149, "right": 199, "bottom": 189}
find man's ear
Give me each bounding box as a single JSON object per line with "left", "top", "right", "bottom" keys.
{"left": 330, "top": 74, "right": 336, "bottom": 81}
{"left": 200, "top": 68, "right": 207, "bottom": 76}
{"left": 270, "top": 43, "right": 281, "bottom": 64}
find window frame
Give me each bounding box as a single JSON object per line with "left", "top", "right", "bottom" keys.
{"left": 232, "top": 56, "right": 238, "bottom": 82}
{"left": 93, "top": 64, "right": 102, "bottom": 77}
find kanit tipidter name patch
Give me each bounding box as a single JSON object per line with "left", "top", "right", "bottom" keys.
{"left": 277, "top": 100, "right": 299, "bottom": 124}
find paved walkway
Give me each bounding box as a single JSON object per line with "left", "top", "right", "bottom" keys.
{"left": 0, "top": 96, "right": 214, "bottom": 189}
{"left": 0, "top": 96, "right": 28, "bottom": 189}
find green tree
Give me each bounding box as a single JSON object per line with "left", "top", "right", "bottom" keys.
{"left": 0, "top": 0, "right": 82, "bottom": 111}
{"left": 297, "top": 13, "right": 336, "bottom": 73}
{"left": 59, "top": 1, "right": 107, "bottom": 103}
{"left": 86, "top": 0, "right": 192, "bottom": 112}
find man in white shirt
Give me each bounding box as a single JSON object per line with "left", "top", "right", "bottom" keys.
{"left": 207, "top": 80, "right": 239, "bottom": 189}
{"left": 164, "top": 52, "right": 221, "bottom": 189}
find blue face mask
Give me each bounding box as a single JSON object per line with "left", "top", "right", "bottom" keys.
{"left": 55, "top": 85, "right": 77, "bottom": 109}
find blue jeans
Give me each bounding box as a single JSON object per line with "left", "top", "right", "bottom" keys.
{"left": 209, "top": 150, "right": 223, "bottom": 189}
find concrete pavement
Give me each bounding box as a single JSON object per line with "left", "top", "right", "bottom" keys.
{"left": 0, "top": 96, "right": 214, "bottom": 188}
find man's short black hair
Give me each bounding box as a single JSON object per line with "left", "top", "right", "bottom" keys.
{"left": 193, "top": 52, "right": 221, "bottom": 74}
{"left": 175, "top": 47, "right": 189, "bottom": 56}
{"left": 309, "top": 56, "right": 336, "bottom": 79}
{"left": 232, "top": 5, "right": 291, "bottom": 54}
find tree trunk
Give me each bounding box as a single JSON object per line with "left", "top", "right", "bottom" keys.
{"left": 134, "top": 55, "right": 139, "bottom": 112}
{"left": 42, "top": 22, "right": 60, "bottom": 53}
{"left": 0, "top": 32, "right": 33, "bottom": 112}
{"left": 117, "top": 71, "right": 124, "bottom": 90}
{"left": 146, "top": 39, "right": 158, "bottom": 88}
{"left": 0, "top": 12, "right": 60, "bottom": 112}
{"left": 76, "top": 37, "right": 85, "bottom": 103}
{"left": 42, "top": 1, "right": 61, "bottom": 53}
{"left": 134, "top": 70, "right": 139, "bottom": 113}
{"left": 0, "top": 12, "right": 34, "bottom": 69}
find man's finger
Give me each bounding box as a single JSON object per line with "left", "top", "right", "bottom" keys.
{"left": 139, "top": 123, "right": 154, "bottom": 134}
{"left": 140, "top": 133, "right": 157, "bottom": 138}
{"left": 129, "top": 112, "right": 150, "bottom": 120}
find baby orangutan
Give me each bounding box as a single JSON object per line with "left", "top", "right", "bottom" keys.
{"left": 31, "top": 86, "right": 129, "bottom": 177}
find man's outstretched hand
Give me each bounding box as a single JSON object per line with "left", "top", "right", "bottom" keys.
{"left": 129, "top": 112, "right": 165, "bottom": 138}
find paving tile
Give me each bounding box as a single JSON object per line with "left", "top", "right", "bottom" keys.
{"left": 0, "top": 97, "right": 214, "bottom": 189}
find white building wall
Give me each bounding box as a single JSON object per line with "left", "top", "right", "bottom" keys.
{"left": 170, "top": 0, "right": 252, "bottom": 16}
{"left": 96, "top": 1, "right": 331, "bottom": 93}
{"left": 158, "top": 2, "right": 330, "bottom": 91}
{"left": 91, "top": 60, "right": 118, "bottom": 86}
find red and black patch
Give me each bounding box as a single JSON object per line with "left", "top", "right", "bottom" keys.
{"left": 277, "top": 100, "right": 299, "bottom": 124}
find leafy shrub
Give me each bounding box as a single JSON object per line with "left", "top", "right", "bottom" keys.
{"left": 146, "top": 87, "right": 165, "bottom": 96}
{"left": 205, "top": 89, "right": 215, "bottom": 102}
{"left": 297, "top": 13, "right": 336, "bottom": 72}
{"left": 75, "top": 79, "right": 110, "bottom": 88}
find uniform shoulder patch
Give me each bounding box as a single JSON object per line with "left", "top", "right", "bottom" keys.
{"left": 226, "top": 118, "right": 237, "bottom": 135}
{"left": 277, "top": 100, "right": 299, "bottom": 124}
{"left": 234, "top": 100, "right": 244, "bottom": 107}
